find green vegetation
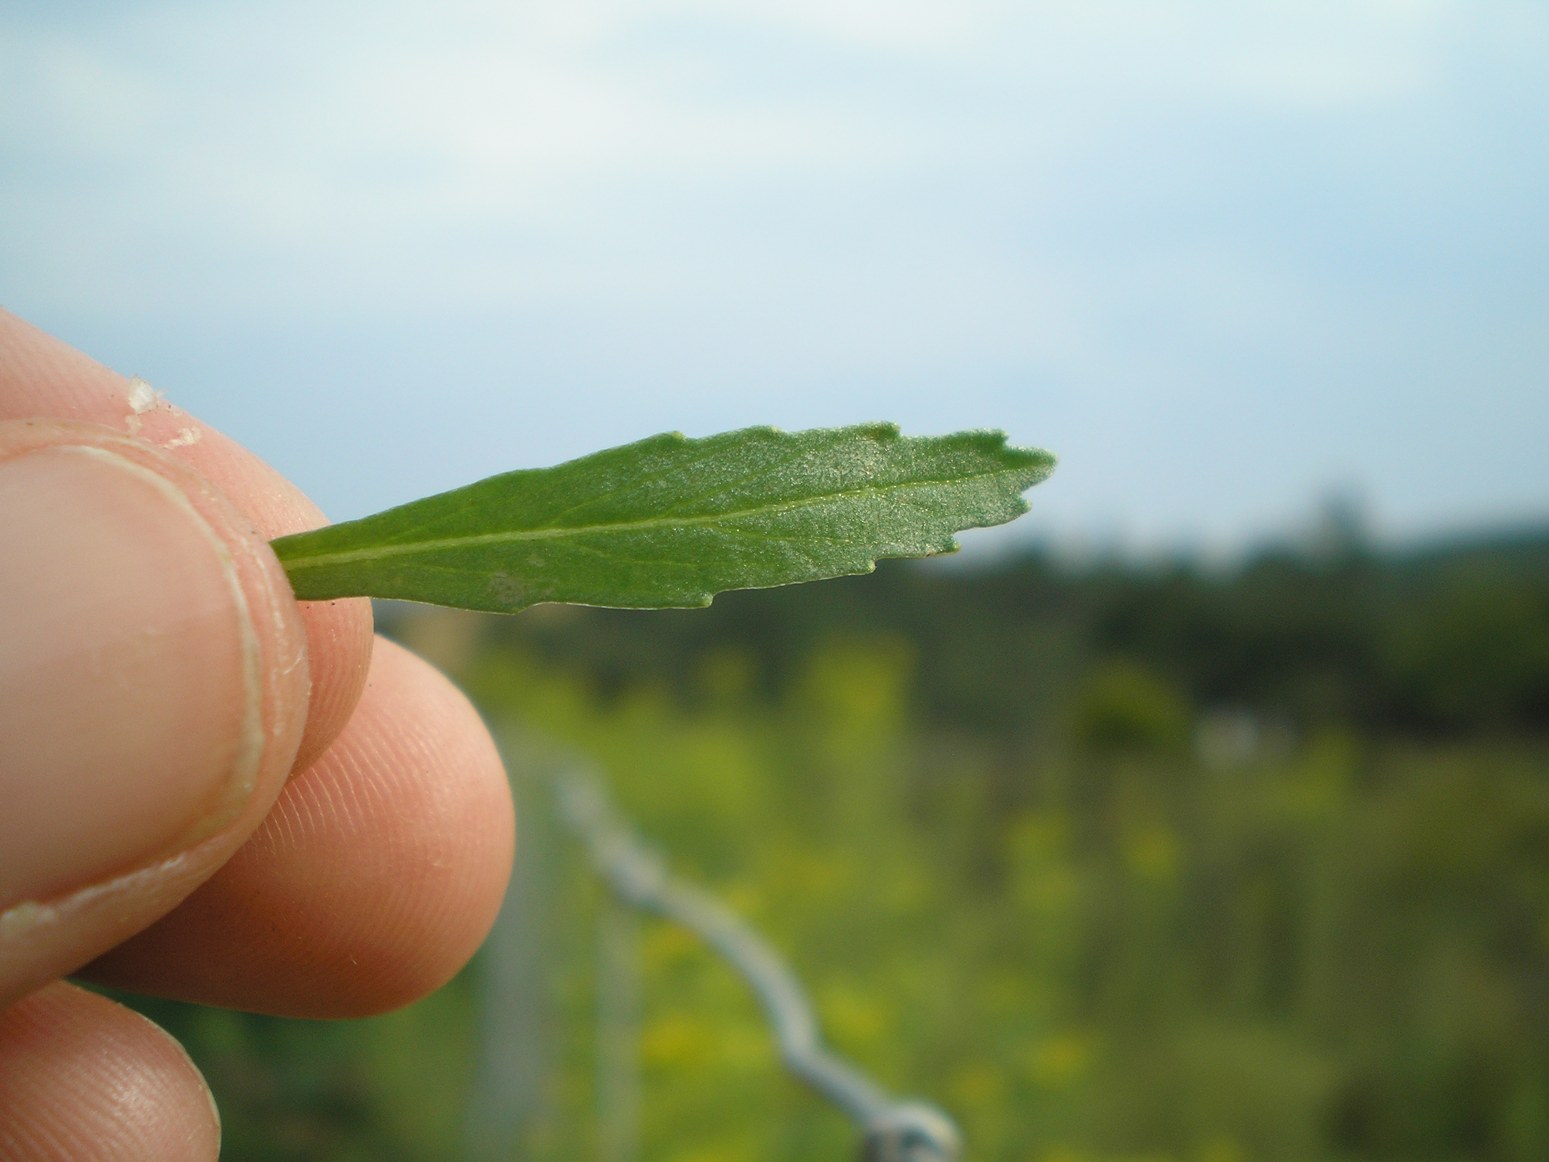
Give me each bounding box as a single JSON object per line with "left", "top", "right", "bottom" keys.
{"left": 120, "top": 525, "right": 1549, "bottom": 1160}
{"left": 272, "top": 424, "right": 1053, "bottom": 611}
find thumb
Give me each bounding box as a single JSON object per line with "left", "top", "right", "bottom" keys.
{"left": 0, "top": 420, "right": 310, "bottom": 1005}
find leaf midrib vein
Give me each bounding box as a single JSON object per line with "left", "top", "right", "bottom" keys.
{"left": 278, "top": 466, "right": 1020, "bottom": 571}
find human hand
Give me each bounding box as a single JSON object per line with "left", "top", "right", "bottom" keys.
{"left": 0, "top": 310, "right": 515, "bottom": 1160}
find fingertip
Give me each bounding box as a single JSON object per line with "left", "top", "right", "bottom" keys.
{"left": 86, "top": 637, "right": 515, "bottom": 1018}
{"left": 311, "top": 637, "right": 514, "bottom": 1015}
{"left": 0, "top": 982, "right": 220, "bottom": 1162}
{"left": 290, "top": 597, "right": 374, "bottom": 773}
{"left": 0, "top": 420, "right": 310, "bottom": 1005}
{"left": 0, "top": 308, "right": 373, "bottom": 784}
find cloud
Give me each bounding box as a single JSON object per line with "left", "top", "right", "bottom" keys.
{"left": 3, "top": 0, "right": 1545, "bottom": 547}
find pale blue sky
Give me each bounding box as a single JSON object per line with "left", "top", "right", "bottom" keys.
{"left": 4, "top": 1, "right": 1546, "bottom": 557}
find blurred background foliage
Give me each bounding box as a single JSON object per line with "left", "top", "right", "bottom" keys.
{"left": 116, "top": 520, "right": 1549, "bottom": 1160}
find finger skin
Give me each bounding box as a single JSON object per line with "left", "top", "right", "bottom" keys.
{"left": 85, "top": 638, "right": 516, "bottom": 1018}
{"left": 0, "top": 309, "right": 513, "bottom": 1156}
{"left": 0, "top": 307, "right": 373, "bottom": 771}
{"left": 0, "top": 420, "right": 311, "bottom": 1009}
{"left": 0, "top": 981, "right": 220, "bottom": 1162}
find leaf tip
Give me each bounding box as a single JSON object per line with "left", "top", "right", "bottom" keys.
{"left": 1005, "top": 440, "right": 1057, "bottom": 489}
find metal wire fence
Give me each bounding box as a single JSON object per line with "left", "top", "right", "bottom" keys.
{"left": 465, "top": 736, "right": 963, "bottom": 1162}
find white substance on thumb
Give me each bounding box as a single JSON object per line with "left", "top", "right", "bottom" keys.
{"left": 164, "top": 427, "right": 203, "bottom": 449}
{"left": 125, "top": 379, "right": 202, "bottom": 449}
{"left": 125, "top": 377, "right": 164, "bottom": 436}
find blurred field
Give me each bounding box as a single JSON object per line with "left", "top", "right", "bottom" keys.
{"left": 121, "top": 525, "right": 1549, "bottom": 1160}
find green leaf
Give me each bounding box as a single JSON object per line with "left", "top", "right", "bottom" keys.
{"left": 270, "top": 423, "right": 1055, "bottom": 613}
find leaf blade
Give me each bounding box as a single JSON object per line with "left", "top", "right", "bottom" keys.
{"left": 271, "top": 423, "right": 1055, "bottom": 613}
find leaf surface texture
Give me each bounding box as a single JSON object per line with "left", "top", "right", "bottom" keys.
{"left": 271, "top": 423, "right": 1055, "bottom": 612}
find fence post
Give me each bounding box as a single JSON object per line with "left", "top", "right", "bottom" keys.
{"left": 463, "top": 750, "right": 555, "bottom": 1161}
{"left": 597, "top": 892, "right": 641, "bottom": 1162}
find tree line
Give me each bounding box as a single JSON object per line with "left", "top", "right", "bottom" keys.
{"left": 485, "top": 522, "right": 1549, "bottom": 745}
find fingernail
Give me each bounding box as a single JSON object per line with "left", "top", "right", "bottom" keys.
{"left": 0, "top": 445, "right": 263, "bottom": 908}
